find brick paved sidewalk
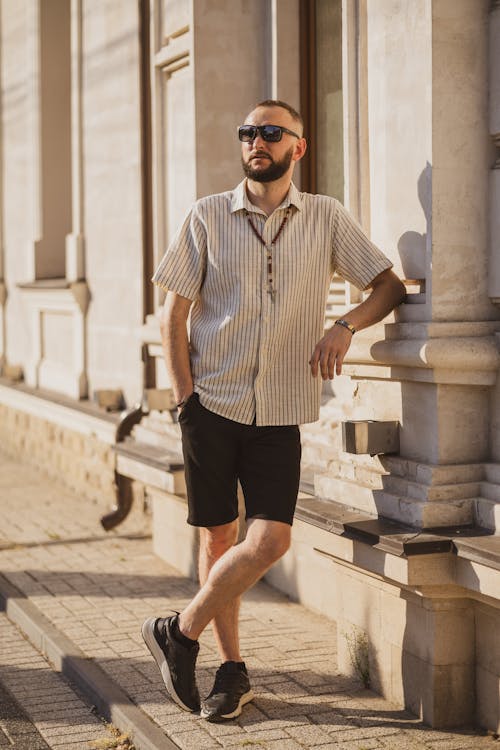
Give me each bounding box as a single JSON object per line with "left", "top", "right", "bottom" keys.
{"left": 0, "top": 452, "right": 496, "bottom": 750}
{"left": 0, "top": 612, "right": 130, "bottom": 749}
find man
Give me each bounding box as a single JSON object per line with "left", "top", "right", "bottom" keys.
{"left": 142, "top": 100, "right": 406, "bottom": 722}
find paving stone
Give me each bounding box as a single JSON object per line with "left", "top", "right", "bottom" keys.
{"left": 169, "top": 728, "right": 221, "bottom": 749}
{"left": 427, "top": 738, "right": 496, "bottom": 749}
{"left": 222, "top": 727, "right": 291, "bottom": 745}
{"left": 0, "top": 612, "right": 110, "bottom": 750}
{"left": 333, "top": 740, "right": 382, "bottom": 750}
{"left": 286, "top": 722, "right": 338, "bottom": 745}
{"left": 0, "top": 454, "right": 493, "bottom": 750}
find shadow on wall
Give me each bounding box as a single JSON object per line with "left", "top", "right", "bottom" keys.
{"left": 397, "top": 161, "right": 431, "bottom": 282}
{"left": 372, "top": 159, "right": 488, "bottom": 730}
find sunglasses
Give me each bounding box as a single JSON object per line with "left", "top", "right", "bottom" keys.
{"left": 238, "top": 124, "right": 301, "bottom": 142}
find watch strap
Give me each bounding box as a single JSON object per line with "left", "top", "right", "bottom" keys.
{"left": 334, "top": 318, "right": 356, "bottom": 335}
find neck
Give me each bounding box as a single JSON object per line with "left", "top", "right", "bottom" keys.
{"left": 245, "top": 175, "right": 292, "bottom": 216}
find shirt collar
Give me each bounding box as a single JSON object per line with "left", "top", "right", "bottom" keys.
{"left": 230, "top": 179, "right": 303, "bottom": 215}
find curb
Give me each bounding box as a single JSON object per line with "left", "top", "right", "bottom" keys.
{"left": 0, "top": 573, "right": 179, "bottom": 750}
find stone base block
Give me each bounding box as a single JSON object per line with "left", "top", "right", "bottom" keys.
{"left": 150, "top": 489, "right": 199, "bottom": 580}
{"left": 314, "top": 472, "right": 475, "bottom": 528}
{"left": 267, "top": 518, "right": 500, "bottom": 732}
{"left": 0, "top": 398, "right": 116, "bottom": 507}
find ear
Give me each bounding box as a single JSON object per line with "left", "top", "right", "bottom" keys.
{"left": 292, "top": 138, "right": 307, "bottom": 163}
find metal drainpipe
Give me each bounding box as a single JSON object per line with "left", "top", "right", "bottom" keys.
{"left": 100, "top": 344, "right": 150, "bottom": 530}
{"left": 100, "top": 404, "right": 145, "bottom": 531}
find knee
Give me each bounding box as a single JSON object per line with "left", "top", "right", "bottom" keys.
{"left": 268, "top": 530, "right": 291, "bottom": 562}
{"left": 201, "top": 521, "right": 238, "bottom": 560}
{"left": 251, "top": 523, "right": 291, "bottom": 566}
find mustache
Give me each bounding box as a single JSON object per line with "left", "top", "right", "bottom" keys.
{"left": 250, "top": 151, "right": 272, "bottom": 159}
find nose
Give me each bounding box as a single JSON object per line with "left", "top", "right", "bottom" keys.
{"left": 253, "top": 132, "right": 267, "bottom": 148}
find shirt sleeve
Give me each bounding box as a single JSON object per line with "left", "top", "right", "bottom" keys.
{"left": 331, "top": 200, "right": 393, "bottom": 290}
{"left": 151, "top": 206, "right": 207, "bottom": 300}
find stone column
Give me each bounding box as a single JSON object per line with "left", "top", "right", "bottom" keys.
{"left": 0, "top": 4, "right": 5, "bottom": 372}
{"left": 313, "top": 0, "right": 499, "bottom": 531}
{"left": 488, "top": 1, "right": 500, "bottom": 304}
{"left": 27, "top": 0, "right": 72, "bottom": 281}
{"left": 65, "top": 0, "right": 85, "bottom": 282}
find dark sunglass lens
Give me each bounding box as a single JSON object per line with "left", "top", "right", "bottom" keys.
{"left": 261, "top": 126, "right": 282, "bottom": 142}
{"left": 239, "top": 126, "right": 257, "bottom": 142}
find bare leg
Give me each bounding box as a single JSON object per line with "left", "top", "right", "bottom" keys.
{"left": 179, "top": 519, "right": 291, "bottom": 641}
{"left": 198, "top": 521, "right": 241, "bottom": 662}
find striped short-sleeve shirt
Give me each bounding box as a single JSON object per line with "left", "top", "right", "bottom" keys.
{"left": 152, "top": 179, "right": 392, "bottom": 426}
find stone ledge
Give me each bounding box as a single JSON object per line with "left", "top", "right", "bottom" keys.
{"left": 17, "top": 278, "right": 70, "bottom": 289}
{"left": 0, "top": 378, "right": 118, "bottom": 422}
{"left": 453, "top": 536, "right": 500, "bottom": 573}
{"left": 114, "top": 437, "right": 500, "bottom": 573}
{"left": 114, "top": 439, "right": 185, "bottom": 496}
{"left": 343, "top": 327, "right": 500, "bottom": 385}
{"left": 0, "top": 379, "right": 118, "bottom": 444}
{"left": 113, "top": 437, "right": 183, "bottom": 471}
{"left": 294, "top": 494, "right": 496, "bottom": 566}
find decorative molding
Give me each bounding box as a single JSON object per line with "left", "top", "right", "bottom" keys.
{"left": 162, "top": 24, "right": 189, "bottom": 46}
{"left": 70, "top": 281, "right": 91, "bottom": 314}
{"left": 343, "top": 328, "right": 499, "bottom": 385}
{"left": 18, "top": 282, "right": 90, "bottom": 399}
{"left": 154, "top": 33, "right": 190, "bottom": 73}
{"left": 150, "top": 2, "right": 194, "bottom": 318}
{"left": 159, "top": 51, "right": 189, "bottom": 76}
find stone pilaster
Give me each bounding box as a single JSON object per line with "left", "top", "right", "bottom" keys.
{"left": 65, "top": 0, "right": 85, "bottom": 282}
{"left": 28, "top": 0, "right": 72, "bottom": 280}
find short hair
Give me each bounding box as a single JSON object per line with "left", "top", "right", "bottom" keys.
{"left": 252, "top": 99, "right": 304, "bottom": 135}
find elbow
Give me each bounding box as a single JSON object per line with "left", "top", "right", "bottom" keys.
{"left": 395, "top": 279, "right": 407, "bottom": 306}
{"left": 159, "top": 307, "right": 169, "bottom": 337}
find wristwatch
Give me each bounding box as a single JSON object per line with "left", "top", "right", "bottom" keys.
{"left": 334, "top": 319, "right": 356, "bottom": 335}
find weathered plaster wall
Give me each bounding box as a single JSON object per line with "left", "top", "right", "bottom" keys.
{"left": 83, "top": 0, "right": 144, "bottom": 404}
{"left": 1, "top": 0, "right": 32, "bottom": 367}
{"left": 366, "top": 0, "right": 432, "bottom": 290}
{"left": 431, "top": 0, "right": 493, "bottom": 322}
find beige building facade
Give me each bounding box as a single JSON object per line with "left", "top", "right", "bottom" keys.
{"left": 1, "top": 0, "right": 499, "bottom": 733}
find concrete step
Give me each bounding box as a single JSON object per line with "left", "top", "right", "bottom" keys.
{"left": 479, "top": 481, "right": 500, "bottom": 503}
{"left": 484, "top": 463, "right": 500, "bottom": 484}
{"left": 474, "top": 496, "right": 500, "bottom": 534}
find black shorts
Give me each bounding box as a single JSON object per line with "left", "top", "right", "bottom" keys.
{"left": 178, "top": 393, "right": 301, "bottom": 527}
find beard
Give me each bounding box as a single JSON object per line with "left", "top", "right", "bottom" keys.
{"left": 241, "top": 146, "right": 294, "bottom": 183}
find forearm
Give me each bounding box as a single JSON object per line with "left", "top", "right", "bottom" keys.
{"left": 160, "top": 292, "right": 194, "bottom": 404}
{"left": 310, "top": 269, "right": 406, "bottom": 379}
{"left": 341, "top": 270, "right": 406, "bottom": 333}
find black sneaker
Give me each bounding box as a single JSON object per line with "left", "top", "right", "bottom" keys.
{"left": 141, "top": 614, "right": 200, "bottom": 712}
{"left": 201, "top": 661, "right": 254, "bottom": 722}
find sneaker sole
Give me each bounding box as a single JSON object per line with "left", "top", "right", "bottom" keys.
{"left": 141, "top": 617, "right": 198, "bottom": 713}
{"left": 200, "top": 689, "right": 254, "bottom": 722}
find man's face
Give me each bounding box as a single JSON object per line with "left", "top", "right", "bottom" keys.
{"left": 240, "top": 106, "right": 304, "bottom": 183}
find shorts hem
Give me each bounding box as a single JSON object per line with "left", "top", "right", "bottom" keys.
{"left": 186, "top": 513, "right": 240, "bottom": 528}
{"left": 245, "top": 513, "right": 295, "bottom": 527}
